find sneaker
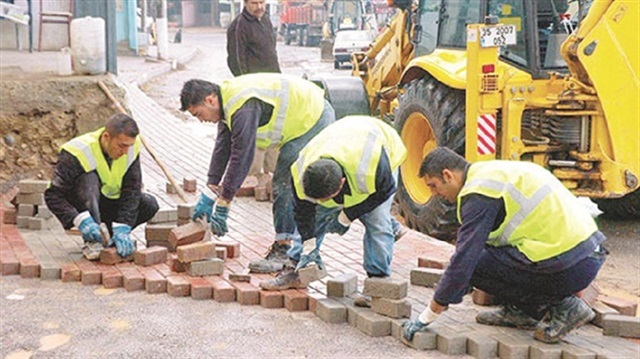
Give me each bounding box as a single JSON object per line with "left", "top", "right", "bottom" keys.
{"left": 260, "top": 267, "right": 306, "bottom": 291}
{"left": 82, "top": 242, "right": 104, "bottom": 261}
{"left": 394, "top": 225, "right": 409, "bottom": 242}
{"left": 476, "top": 304, "right": 539, "bottom": 330}
{"left": 534, "top": 296, "right": 595, "bottom": 344}
{"left": 249, "top": 241, "right": 291, "bottom": 274}
{"left": 353, "top": 293, "right": 372, "bottom": 308}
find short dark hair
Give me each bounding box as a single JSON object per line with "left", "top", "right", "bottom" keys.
{"left": 303, "top": 159, "right": 343, "bottom": 199}
{"left": 180, "top": 79, "right": 221, "bottom": 111}
{"left": 419, "top": 147, "right": 468, "bottom": 179}
{"left": 105, "top": 113, "right": 139, "bottom": 138}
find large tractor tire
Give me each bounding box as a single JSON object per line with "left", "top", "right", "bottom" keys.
{"left": 594, "top": 188, "right": 640, "bottom": 220}
{"left": 394, "top": 76, "right": 466, "bottom": 242}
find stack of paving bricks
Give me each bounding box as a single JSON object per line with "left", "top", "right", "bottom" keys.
{"left": 145, "top": 208, "right": 178, "bottom": 249}
{"left": 14, "top": 180, "right": 58, "bottom": 230}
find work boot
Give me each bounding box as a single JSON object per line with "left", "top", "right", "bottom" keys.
{"left": 476, "top": 304, "right": 540, "bottom": 330}
{"left": 260, "top": 266, "right": 306, "bottom": 291}
{"left": 353, "top": 293, "right": 372, "bottom": 308}
{"left": 249, "top": 241, "right": 291, "bottom": 274}
{"left": 534, "top": 296, "right": 595, "bottom": 344}
{"left": 394, "top": 224, "right": 409, "bottom": 242}
{"left": 82, "top": 242, "right": 104, "bottom": 261}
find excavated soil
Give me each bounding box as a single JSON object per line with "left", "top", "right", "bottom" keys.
{"left": 0, "top": 74, "right": 130, "bottom": 192}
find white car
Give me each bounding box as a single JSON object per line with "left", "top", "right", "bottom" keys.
{"left": 332, "top": 30, "right": 373, "bottom": 69}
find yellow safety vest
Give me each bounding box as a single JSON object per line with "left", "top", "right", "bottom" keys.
{"left": 61, "top": 128, "right": 142, "bottom": 199}
{"left": 292, "top": 116, "right": 407, "bottom": 208}
{"left": 220, "top": 73, "right": 326, "bottom": 149}
{"left": 457, "top": 161, "right": 598, "bottom": 262}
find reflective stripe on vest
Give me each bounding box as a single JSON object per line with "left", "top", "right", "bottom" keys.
{"left": 61, "top": 128, "right": 141, "bottom": 199}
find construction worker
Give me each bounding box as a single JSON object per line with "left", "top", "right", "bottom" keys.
{"left": 179, "top": 73, "right": 335, "bottom": 273}
{"left": 45, "top": 114, "right": 159, "bottom": 258}
{"left": 402, "top": 147, "right": 606, "bottom": 344}
{"left": 260, "top": 116, "right": 408, "bottom": 299}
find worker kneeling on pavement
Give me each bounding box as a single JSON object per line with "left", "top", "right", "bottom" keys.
{"left": 402, "top": 147, "right": 607, "bottom": 344}
{"left": 179, "top": 74, "right": 335, "bottom": 273}
{"left": 260, "top": 116, "right": 408, "bottom": 296}
{"left": 45, "top": 114, "right": 159, "bottom": 258}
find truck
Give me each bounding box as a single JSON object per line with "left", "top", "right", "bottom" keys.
{"left": 332, "top": 0, "right": 639, "bottom": 241}
{"left": 280, "top": 0, "right": 327, "bottom": 47}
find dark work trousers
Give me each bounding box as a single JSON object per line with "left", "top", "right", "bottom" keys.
{"left": 470, "top": 248, "right": 606, "bottom": 320}
{"left": 72, "top": 172, "right": 158, "bottom": 235}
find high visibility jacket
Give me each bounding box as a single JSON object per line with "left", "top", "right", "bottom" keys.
{"left": 457, "top": 161, "right": 598, "bottom": 262}
{"left": 220, "top": 73, "right": 325, "bottom": 149}
{"left": 60, "top": 128, "right": 141, "bottom": 199}
{"left": 292, "top": 116, "right": 407, "bottom": 208}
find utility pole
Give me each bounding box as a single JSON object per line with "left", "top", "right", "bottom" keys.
{"left": 157, "top": 0, "right": 169, "bottom": 60}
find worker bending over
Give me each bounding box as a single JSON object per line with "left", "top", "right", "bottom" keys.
{"left": 179, "top": 73, "right": 335, "bottom": 274}
{"left": 403, "top": 147, "right": 606, "bottom": 344}
{"left": 45, "top": 114, "right": 159, "bottom": 258}
{"left": 261, "top": 116, "right": 408, "bottom": 302}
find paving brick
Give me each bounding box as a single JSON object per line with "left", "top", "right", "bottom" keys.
{"left": 177, "top": 203, "right": 195, "bottom": 219}
{"left": 171, "top": 258, "right": 186, "bottom": 272}
{"left": 16, "top": 216, "right": 30, "bottom": 228}
{"left": 343, "top": 299, "right": 368, "bottom": 327}
{"left": 417, "top": 256, "right": 449, "bottom": 269}
{"left": 576, "top": 282, "right": 601, "bottom": 307}
{"left": 39, "top": 262, "right": 61, "bottom": 280}
{"left": 145, "top": 240, "right": 174, "bottom": 252}
{"left": 236, "top": 176, "right": 257, "bottom": 197}
{"left": 1, "top": 253, "right": 20, "bottom": 275}
{"left": 603, "top": 314, "right": 640, "bottom": 338}
{"left": 400, "top": 329, "right": 437, "bottom": 350}
{"left": 371, "top": 297, "right": 411, "bottom": 319}
{"left": 139, "top": 267, "right": 167, "bottom": 294}
{"left": 233, "top": 282, "right": 260, "bottom": 305}
{"left": 17, "top": 204, "right": 35, "bottom": 216}
{"left": 363, "top": 277, "right": 407, "bottom": 299}
{"left": 166, "top": 182, "right": 178, "bottom": 194}
{"left": 561, "top": 345, "right": 597, "bottom": 359}
{"left": 134, "top": 246, "right": 168, "bottom": 266}
{"left": 36, "top": 206, "right": 52, "bottom": 219}
{"left": 99, "top": 248, "right": 134, "bottom": 265}
{"left": 326, "top": 272, "right": 358, "bottom": 297}
{"left": 434, "top": 326, "right": 467, "bottom": 356}
{"left": 145, "top": 223, "right": 176, "bottom": 242}
{"left": 17, "top": 257, "right": 38, "bottom": 278}
{"left": 214, "top": 247, "right": 227, "bottom": 260}
{"left": 188, "top": 276, "right": 214, "bottom": 300}
{"left": 177, "top": 218, "right": 190, "bottom": 226}
{"left": 16, "top": 193, "right": 45, "bottom": 205}
{"left": 116, "top": 263, "right": 145, "bottom": 291}
{"left": 260, "top": 290, "right": 284, "bottom": 309}
{"left": 592, "top": 301, "right": 619, "bottom": 328}
{"left": 466, "top": 333, "right": 498, "bottom": 359}
{"left": 529, "top": 343, "right": 562, "bottom": 359}
{"left": 472, "top": 289, "right": 498, "bottom": 306}
{"left": 315, "top": 298, "right": 347, "bottom": 323}
{"left": 298, "top": 264, "right": 326, "bottom": 286}
{"left": 306, "top": 290, "right": 326, "bottom": 313}
{"left": 18, "top": 180, "right": 49, "bottom": 193}
{"left": 177, "top": 241, "right": 215, "bottom": 263}
{"left": 283, "top": 289, "right": 308, "bottom": 311}
{"left": 153, "top": 263, "right": 173, "bottom": 277}
{"left": 98, "top": 264, "right": 124, "bottom": 289}
{"left": 211, "top": 240, "right": 240, "bottom": 258}
{"left": 60, "top": 263, "right": 81, "bottom": 282}
{"left": 149, "top": 208, "right": 178, "bottom": 224}
{"left": 167, "top": 275, "right": 191, "bottom": 297}
{"left": 356, "top": 310, "right": 391, "bottom": 337}
{"left": 27, "top": 217, "right": 54, "bottom": 230}
{"left": 186, "top": 258, "right": 224, "bottom": 276}
{"left": 207, "top": 276, "right": 236, "bottom": 302}
{"left": 76, "top": 259, "right": 102, "bottom": 285}
{"left": 183, "top": 178, "right": 197, "bottom": 192}
{"left": 169, "top": 222, "right": 207, "bottom": 250}
{"left": 598, "top": 295, "right": 638, "bottom": 317}
{"left": 228, "top": 273, "right": 251, "bottom": 282}
{"left": 410, "top": 267, "right": 444, "bottom": 288}
{"left": 495, "top": 334, "right": 530, "bottom": 359}
{"left": 2, "top": 206, "right": 16, "bottom": 224}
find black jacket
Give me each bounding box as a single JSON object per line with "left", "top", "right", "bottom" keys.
{"left": 227, "top": 7, "right": 281, "bottom": 76}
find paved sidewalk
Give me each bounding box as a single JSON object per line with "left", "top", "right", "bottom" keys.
{"left": 1, "top": 34, "right": 639, "bottom": 358}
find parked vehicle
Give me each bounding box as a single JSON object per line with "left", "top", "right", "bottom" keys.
{"left": 280, "top": 0, "right": 326, "bottom": 47}
{"left": 332, "top": 30, "right": 372, "bottom": 69}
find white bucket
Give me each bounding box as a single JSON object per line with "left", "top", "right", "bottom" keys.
{"left": 70, "top": 16, "right": 106, "bottom": 75}
{"left": 56, "top": 47, "right": 72, "bottom": 76}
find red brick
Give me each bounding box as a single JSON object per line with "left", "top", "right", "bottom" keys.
{"left": 598, "top": 295, "right": 638, "bottom": 317}
{"left": 183, "top": 178, "right": 197, "bottom": 192}
{"left": 145, "top": 224, "right": 175, "bottom": 242}
{"left": 472, "top": 289, "right": 498, "bottom": 306}
{"left": 153, "top": 263, "right": 173, "bottom": 277}
{"left": 187, "top": 276, "right": 213, "bottom": 300}
{"left": 207, "top": 276, "right": 236, "bottom": 302}
{"left": 134, "top": 246, "right": 168, "bottom": 266}
{"left": 117, "top": 263, "right": 145, "bottom": 291}
{"left": 60, "top": 263, "right": 81, "bottom": 282}
{"left": 215, "top": 247, "right": 227, "bottom": 260}
{"left": 171, "top": 259, "right": 186, "bottom": 272}
{"left": 211, "top": 240, "right": 240, "bottom": 258}
{"left": 2, "top": 207, "right": 16, "bottom": 224}
{"left": 177, "top": 241, "right": 215, "bottom": 263}
{"left": 283, "top": 290, "right": 309, "bottom": 312}
{"left": 76, "top": 259, "right": 102, "bottom": 285}
{"left": 229, "top": 273, "right": 251, "bottom": 282}
{"left": 168, "top": 222, "right": 207, "bottom": 250}
{"left": 139, "top": 267, "right": 167, "bottom": 294}
{"left": 99, "top": 248, "right": 134, "bottom": 265}
{"left": 307, "top": 290, "right": 327, "bottom": 313}
{"left": 261, "top": 290, "right": 284, "bottom": 309}
{"left": 417, "top": 256, "right": 449, "bottom": 269}
{"left": 96, "top": 263, "right": 123, "bottom": 289}
{"left": 233, "top": 282, "right": 260, "bottom": 305}
{"left": 1, "top": 252, "right": 20, "bottom": 275}
{"left": 235, "top": 176, "right": 257, "bottom": 197}
{"left": 17, "top": 257, "right": 39, "bottom": 278}
{"left": 167, "top": 275, "right": 191, "bottom": 297}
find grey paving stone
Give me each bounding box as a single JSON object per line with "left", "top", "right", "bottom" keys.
{"left": 17, "top": 204, "right": 35, "bottom": 216}
{"left": 356, "top": 310, "right": 391, "bottom": 337}
{"left": 467, "top": 333, "right": 498, "bottom": 359}
{"left": 315, "top": 298, "right": 347, "bottom": 324}
{"left": 529, "top": 343, "right": 562, "bottom": 359}
{"left": 177, "top": 203, "right": 194, "bottom": 219}
{"left": 371, "top": 297, "right": 411, "bottom": 319}
{"left": 494, "top": 334, "right": 530, "bottom": 359}
{"left": 39, "top": 262, "right": 62, "bottom": 280}
{"left": 363, "top": 277, "right": 407, "bottom": 299}
{"left": 410, "top": 267, "right": 444, "bottom": 288}
{"left": 18, "top": 179, "right": 50, "bottom": 193}
{"left": 435, "top": 326, "right": 468, "bottom": 355}
{"left": 390, "top": 318, "right": 407, "bottom": 340}
{"left": 561, "top": 344, "right": 597, "bottom": 359}
{"left": 149, "top": 208, "right": 178, "bottom": 224}
{"left": 326, "top": 272, "right": 357, "bottom": 297}
{"left": 603, "top": 314, "right": 640, "bottom": 338}
{"left": 591, "top": 301, "right": 619, "bottom": 328}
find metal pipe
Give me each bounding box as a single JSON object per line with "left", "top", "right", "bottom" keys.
{"left": 579, "top": 116, "right": 590, "bottom": 153}
{"left": 548, "top": 160, "right": 578, "bottom": 167}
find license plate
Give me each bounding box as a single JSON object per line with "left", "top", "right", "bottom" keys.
{"left": 479, "top": 24, "right": 517, "bottom": 48}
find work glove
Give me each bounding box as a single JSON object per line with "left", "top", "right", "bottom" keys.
{"left": 74, "top": 211, "right": 102, "bottom": 243}
{"left": 192, "top": 187, "right": 217, "bottom": 221}
{"left": 112, "top": 223, "right": 135, "bottom": 257}
{"left": 402, "top": 306, "right": 440, "bottom": 341}
{"left": 327, "top": 210, "right": 350, "bottom": 235}
{"left": 295, "top": 237, "right": 324, "bottom": 271}
{"left": 209, "top": 201, "right": 229, "bottom": 236}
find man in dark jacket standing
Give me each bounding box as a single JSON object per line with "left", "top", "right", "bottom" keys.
{"left": 227, "top": 0, "right": 281, "bottom": 76}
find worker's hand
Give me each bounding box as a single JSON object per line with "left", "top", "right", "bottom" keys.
{"left": 74, "top": 211, "right": 102, "bottom": 243}
{"left": 192, "top": 187, "right": 217, "bottom": 222}
{"left": 295, "top": 238, "right": 324, "bottom": 271}
{"left": 209, "top": 201, "right": 229, "bottom": 236}
{"left": 402, "top": 306, "right": 441, "bottom": 341}
{"left": 112, "top": 223, "right": 134, "bottom": 257}
{"left": 327, "top": 210, "right": 350, "bottom": 235}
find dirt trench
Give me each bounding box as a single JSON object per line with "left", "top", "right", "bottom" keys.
{"left": 0, "top": 74, "right": 130, "bottom": 193}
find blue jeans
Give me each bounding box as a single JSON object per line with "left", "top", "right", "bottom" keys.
{"left": 288, "top": 173, "right": 401, "bottom": 277}
{"left": 272, "top": 100, "right": 335, "bottom": 241}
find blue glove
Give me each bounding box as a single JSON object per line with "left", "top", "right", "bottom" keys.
{"left": 192, "top": 189, "right": 217, "bottom": 221}
{"left": 327, "top": 220, "right": 349, "bottom": 235}
{"left": 402, "top": 319, "right": 428, "bottom": 341}
{"left": 112, "top": 224, "right": 134, "bottom": 257}
{"left": 295, "top": 238, "right": 324, "bottom": 271}
{"left": 209, "top": 204, "right": 229, "bottom": 236}
{"left": 75, "top": 212, "right": 102, "bottom": 243}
